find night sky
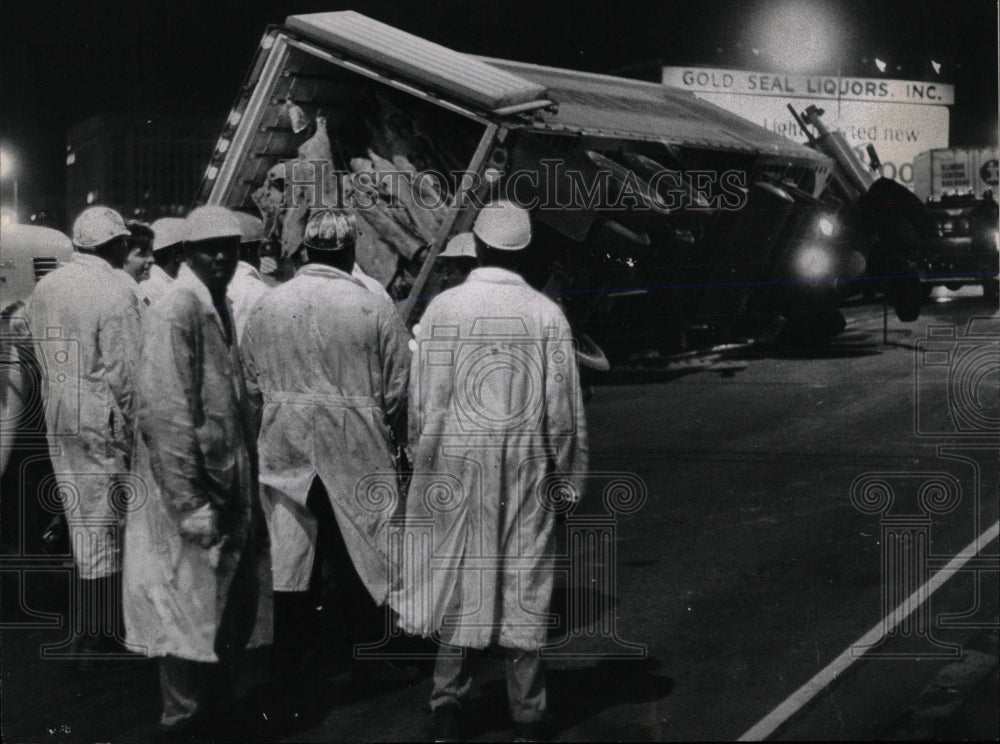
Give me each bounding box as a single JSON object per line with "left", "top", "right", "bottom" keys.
{"left": 1, "top": 0, "right": 997, "bottom": 215}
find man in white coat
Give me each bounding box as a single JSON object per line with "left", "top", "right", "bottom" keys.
{"left": 393, "top": 201, "right": 588, "bottom": 741}
{"left": 27, "top": 206, "right": 142, "bottom": 660}
{"left": 241, "top": 209, "right": 411, "bottom": 701}
{"left": 228, "top": 211, "right": 271, "bottom": 341}
{"left": 142, "top": 217, "right": 186, "bottom": 307}
{"left": 124, "top": 206, "right": 272, "bottom": 740}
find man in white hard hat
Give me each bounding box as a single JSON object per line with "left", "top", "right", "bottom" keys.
{"left": 241, "top": 208, "right": 411, "bottom": 709}
{"left": 393, "top": 200, "right": 588, "bottom": 742}
{"left": 26, "top": 205, "right": 143, "bottom": 664}
{"left": 228, "top": 211, "right": 271, "bottom": 341}
{"left": 143, "top": 217, "right": 187, "bottom": 306}
{"left": 123, "top": 206, "right": 272, "bottom": 740}
{"left": 436, "top": 231, "right": 478, "bottom": 292}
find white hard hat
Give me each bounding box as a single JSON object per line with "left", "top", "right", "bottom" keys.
{"left": 472, "top": 200, "right": 531, "bottom": 251}
{"left": 304, "top": 209, "right": 357, "bottom": 251}
{"left": 232, "top": 211, "right": 265, "bottom": 244}
{"left": 439, "top": 232, "right": 476, "bottom": 258}
{"left": 72, "top": 206, "right": 130, "bottom": 249}
{"left": 151, "top": 217, "right": 187, "bottom": 253}
{"left": 184, "top": 206, "right": 241, "bottom": 244}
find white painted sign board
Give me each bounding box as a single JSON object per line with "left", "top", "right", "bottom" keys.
{"left": 662, "top": 67, "right": 952, "bottom": 188}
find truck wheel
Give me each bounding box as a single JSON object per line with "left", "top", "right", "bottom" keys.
{"left": 984, "top": 280, "right": 999, "bottom": 302}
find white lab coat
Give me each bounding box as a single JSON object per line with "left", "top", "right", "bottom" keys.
{"left": 227, "top": 261, "right": 269, "bottom": 342}
{"left": 352, "top": 264, "right": 393, "bottom": 304}
{"left": 123, "top": 265, "right": 272, "bottom": 662}
{"left": 391, "top": 267, "right": 588, "bottom": 650}
{"left": 139, "top": 264, "right": 173, "bottom": 308}
{"left": 120, "top": 269, "right": 150, "bottom": 315}
{"left": 26, "top": 252, "right": 142, "bottom": 579}
{"left": 241, "top": 263, "right": 410, "bottom": 597}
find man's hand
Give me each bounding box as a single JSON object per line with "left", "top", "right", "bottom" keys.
{"left": 178, "top": 503, "right": 221, "bottom": 548}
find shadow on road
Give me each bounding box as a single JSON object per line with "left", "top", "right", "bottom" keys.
{"left": 460, "top": 657, "right": 672, "bottom": 739}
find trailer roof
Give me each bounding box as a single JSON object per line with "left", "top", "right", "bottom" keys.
{"left": 483, "top": 58, "right": 830, "bottom": 160}
{"left": 284, "top": 11, "right": 550, "bottom": 113}
{"left": 283, "top": 11, "right": 826, "bottom": 161}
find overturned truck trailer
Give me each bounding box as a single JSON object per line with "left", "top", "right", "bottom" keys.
{"left": 196, "top": 11, "right": 904, "bottom": 366}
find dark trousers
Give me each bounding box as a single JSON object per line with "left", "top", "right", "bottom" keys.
{"left": 70, "top": 572, "right": 128, "bottom": 656}
{"left": 159, "top": 655, "right": 220, "bottom": 732}
{"left": 272, "top": 477, "right": 385, "bottom": 685}
{"left": 431, "top": 647, "right": 547, "bottom": 724}
{"left": 310, "top": 477, "right": 385, "bottom": 651}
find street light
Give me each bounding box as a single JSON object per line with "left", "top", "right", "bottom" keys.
{"left": 753, "top": 1, "right": 845, "bottom": 73}
{"left": 0, "top": 147, "right": 18, "bottom": 223}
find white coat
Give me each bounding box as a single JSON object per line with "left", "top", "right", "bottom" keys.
{"left": 227, "top": 261, "right": 269, "bottom": 342}
{"left": 352, "top": 264, "right": 393, "bottom": 304}
{"left": 391, "top": 267, "right": 588, "bottom": 650}
{"left": 241, "top": 263, "right": 410, "bottom": 597}
{"left": 139, "top": 264, "right": 173, "bottom": 308}
{"left": 26, "top": 252, "right": 142, "bottom": 579}
{"left": 123, "top": 265, "right": 272, "bottom": 662}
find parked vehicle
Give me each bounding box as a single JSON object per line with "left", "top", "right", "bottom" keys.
{"left": 919, "top": 194, "right": 1000, "bottom": 300}
{"left": 912, "top": 146, "right": 999, "bottom": 202}
{"left": 0, "top": 224, "right": 74, "bottom": 308}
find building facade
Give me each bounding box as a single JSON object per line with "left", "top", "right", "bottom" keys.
{"left": 66, "top": 112, "right": 218, "bottom": 225}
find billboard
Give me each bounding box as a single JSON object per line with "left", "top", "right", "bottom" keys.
{"left": 662, "top": 67, "right": 952, "bottom": 188}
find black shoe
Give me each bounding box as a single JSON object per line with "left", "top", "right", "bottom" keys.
{"left": 430, "top": 703, "right": 461, "bottom": 743}
{"left": 513, "top": 718, "right": 554, "bottom": 742}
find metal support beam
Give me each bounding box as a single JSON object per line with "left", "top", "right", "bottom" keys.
{"left": 399, "top": 122, "right": 501, "bottom": 325}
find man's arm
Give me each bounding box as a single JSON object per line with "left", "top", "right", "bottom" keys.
{"left": 544, "top": 311, "right": 589, "bottom": 500}
{"left": 380, "top": 302, "right": 413, "bottom": 449}
{"left": 239, "top": 306, "right": 265, "bottom": 439}
{"left": 101, "top": 293, "right": 142, "bottom": 434}
{"left": 138, "top": 296, "right": 218, "bottom": 546}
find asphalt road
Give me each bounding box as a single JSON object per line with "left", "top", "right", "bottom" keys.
{"left": 2, "top": 289, "right": 997, "bottom": 742}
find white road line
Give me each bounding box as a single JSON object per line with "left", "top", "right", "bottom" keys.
{"left": 738, "top": 519, "right": 1000, "bottom": 741}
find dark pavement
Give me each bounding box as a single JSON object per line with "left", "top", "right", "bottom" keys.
{"left": 2, "top": 288, "right": 997, "bottom": 742}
